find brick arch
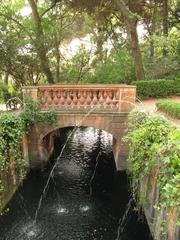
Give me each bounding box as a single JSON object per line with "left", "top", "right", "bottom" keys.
{"left": 24, "top": 112, "right": 129, "bottom": 171}
{"left": 38, "top": 113, "right": 128, "bottom": 142}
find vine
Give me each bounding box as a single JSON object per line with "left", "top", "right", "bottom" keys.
{"left": 124, "top": 110, "right": 180, "bottom": 236}
{"left": 0, "top": 101, "right": 57, "bottom": 208}
{"left": 20, "top": 101, "right": 57, "bottom": 131}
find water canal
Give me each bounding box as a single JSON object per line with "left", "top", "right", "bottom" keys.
{"left": 0, "top": 127, "right": 152, "bottom": 240}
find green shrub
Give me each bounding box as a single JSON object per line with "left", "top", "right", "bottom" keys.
{"left": 20, "top": 101, "right": 57, "bottom": 130}
{"left": 156, "top": 100, "right": 180, "bottom": 119}
{"left": 0, "top": 83, "right": 20, "bottom": 103}
{"left": 86, "top": 47, "right": 135, "bottom": 84}
{"left": 0, "top": 101, "right": 57, "bottom": 204}
{"left": 0, "top": 83, "right": 11, "bottom": 103}
{"left": 125, "top": 111, "right": 180, "bottom": 213}
{"left": 0, "top": 112, "right": 26, "bottom": 171}
{"left": 132, "top": 79, "right": 180, "bottom": 99}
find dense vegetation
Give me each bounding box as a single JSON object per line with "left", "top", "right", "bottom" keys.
{"left": 0, "top": 0, "right": 179, "bottom": 94}
{"left": 124, "top": 111, "right": 180, "bottom": 234}
{"left": 133, "top": 78, "right": 180, "bottom": 99}
{"left": 156, "top": 99, "right": 180, "bottom": 118}
{"left": 0, "top": 102, "right": 57, "bottom": 198}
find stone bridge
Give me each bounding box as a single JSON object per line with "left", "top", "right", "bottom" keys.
{"left": 22, "top": 84, "right": 136, "bottom": 171}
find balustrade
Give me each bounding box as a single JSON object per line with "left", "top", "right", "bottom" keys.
{"left": 22, "top": 84, "right": 136, "bottom": 112}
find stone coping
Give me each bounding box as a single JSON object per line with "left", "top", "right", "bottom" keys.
{"left": 22, "top": 84, "right": 136, "bottom": 89}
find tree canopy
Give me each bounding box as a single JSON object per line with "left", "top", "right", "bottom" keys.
{"left": 0, "top": 0, "right": 179, "bottom": 87}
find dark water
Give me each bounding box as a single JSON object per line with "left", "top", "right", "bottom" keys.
{"left": 0, "top": 127, "right": 152, "bottom": 240}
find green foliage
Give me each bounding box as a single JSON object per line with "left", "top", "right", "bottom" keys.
{"left": 133, "top": 79, "right": 180, "bottom": 99}
{"left": 0, "top": 101, "right": 57, "bottom": 204}
{"left": 20, "top": 101, "right": 57, "bottom": 130}
{"left": 143, "top": 56, "right": 180, "bottom": 80}
{"left": 0, "top": 83, "right": 10, "bottom": 103}
{"left": 0, "top": 180, "right": 4, "bottom": 193}
{"left": 0, "top": 207, "right": 10, "bottom": 216}
{"left": 60, "top": 45, "right": 91, "bottom": 83}
{"left": 143, "top": 27, "right": 180, "bottom": 80}
{"left": 0, "top": 0, "right": 179, "bottom": 85}
{"left": 145, "top": 30, "right": 180, "bottom": 58}
{"left": 156, "top": 100, "right": 180, "bottom": 119}
{"left": 0, "top": 83, "right": 20, "bottom": 103}
{"left": 0, "top": 112, "right": 26, "bottom": 171}
{"left": 125, "top": 109, "right": 149, "bottom": 131}
{"left": 125, "top": 111, "right": 180, "bottom": 213}
{"left": 87, "top": 48, "right": 135, "bottom": 84}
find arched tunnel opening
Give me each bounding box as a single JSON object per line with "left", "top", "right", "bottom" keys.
{"left": 0, "top": 126, "right": 153, "bottom": 240}
{"left": 51, "top": 127, "right": 117, "bottom": 196}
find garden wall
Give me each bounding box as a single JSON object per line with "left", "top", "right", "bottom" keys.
{"left": 140, "top": 169, "right": 179, "bottom": 240}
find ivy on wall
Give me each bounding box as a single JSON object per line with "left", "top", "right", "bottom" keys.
{"left": 0, "top": 101, "right": 57, "bottom": 204}
{"left": 124, "top": 111, "right": 180, "bottom": 228}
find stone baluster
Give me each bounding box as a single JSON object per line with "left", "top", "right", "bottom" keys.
{"left": 86, "top": 91, "right": 92, "bottom": 107}
{"left": 111, "top": 90, "right": 116, "bottom": 109}
{"left": 80, "top": 90, "right": 85, "bottom": 107}
{"left": 57, "top": 89, "right": 61, "bottom": 104}
{"left": 103, "top": 90, "right": 108, "bottom": 109}
{"left": 73, "top": 90, "right": 78, "bottom": 107}
{"left": 47, "top": 90, "right": 53, "bottom": 107}
{"left": 53, "top": 90, "right": 59, "bottom": 106}
{"left": 83, "top": 90, "right": 88, "bottom": 108}
{"left": 99, "top": 91, "right": 104, "bottom": 108}
{"left": 44, "top": 90, "right": 49, "bottom": 110}
{"left": 114, "top": 90, "right": 119, "bottom": 109}
{"left": 106, "top": 90, "right": 111, "bottom": 109}
{"left": 40, "top": 89, "right": 46, "bottom": 110}
{"left": 59, "top": 89, "right": 65, "bottom": 107}
{"left": 77, "top": 90, "right": 81, "bottom": 108}
{"left": 111, "top": 89, "right": 116, "bottom": 109}
{"left": 92, "top": 90, "right": 98, "bottom": 106}
{"left": 66, "top": 90, "right": 72, "bottom": 106}
{"left": 109, "top": 90, "right": 113, "bottom": 109}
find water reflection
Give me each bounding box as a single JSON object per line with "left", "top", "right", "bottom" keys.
{"left": 0, "top": 127, "right": 152, "bottom": 240}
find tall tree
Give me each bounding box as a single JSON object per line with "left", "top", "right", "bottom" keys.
{"left": 63, "top": 0, "right": 145, "bottom": 80}
{"left": 144, "top": 0, "right": 158, "bottom": 57}
{"left": 28, "top": 0, "right": 54, "bottom": 83}
{"left": 115, "top": 0, "right": 145, "bottom": 80}
{"left": 163, "top": 0, "right": 168, "bottom": 56}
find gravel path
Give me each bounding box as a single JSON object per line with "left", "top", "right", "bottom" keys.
{"left": 136, "top": 96, "right": 180, "bottom": 127}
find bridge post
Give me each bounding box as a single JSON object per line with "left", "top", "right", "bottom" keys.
{"left": 24, "top": 125, "right": 55, "bottom": 168}
{"left": 112, "top": 136, "right": 129, "bottom": 171}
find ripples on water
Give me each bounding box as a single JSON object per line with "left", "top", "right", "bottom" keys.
{"left": 0, "top": 127, "right": 152, "bottom": 240}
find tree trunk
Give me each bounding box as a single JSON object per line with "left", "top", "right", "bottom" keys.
{"left": 149, "top": 0, "right": 158, "bottom": 57}
{"left": 126, "top": 19, "right": 145, "bottom": 80}
{"left": 163, "top": 0, "right": 168, "bottom": 56}
{"left": 96, "top": 28, "right": 105, "bottom": 62}
{"left": 55, "top": 46, "right": 60, "bottom": 81}
{"left": 28, "top": 0, "right": 54, "bottom": 83}
{"left": 149, "top": 31, "right": 155, "bottom": 57}
{"left": 115, "top": 0, "right": 145, "bottom": 80}
{"left": 3, "top": 72, "right": 9, "bottom": 85}
{"left": 54, "top": 31, "right": 61, "bottom": 81}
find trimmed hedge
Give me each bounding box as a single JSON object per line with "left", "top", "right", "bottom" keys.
{"left": 132, "top": 79, "right": 180, "bottom": 99}
{"left": 156, "top": 100, "right": 180, "bottom": 119}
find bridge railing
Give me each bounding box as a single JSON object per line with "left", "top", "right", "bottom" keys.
{"left": 22, "top": 84, "right": 136, "bottom": 112}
